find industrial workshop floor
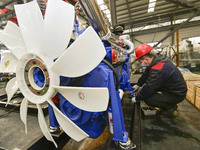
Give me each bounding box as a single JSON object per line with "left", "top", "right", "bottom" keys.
{"left": 0, "top": 88, "right": 199, "bottom": 150}
{"left": 62, "top": 97, "right": 200, "bottom": 150}
{"left": 140, "top": 99, "right": 200, "bottom": 150}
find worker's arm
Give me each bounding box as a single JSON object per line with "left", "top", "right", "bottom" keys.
{"left": 136, "top": 66, "right": 150, "bottom": 87}
{"left": 135, "top": 67, "right": 171, "bottom": 101}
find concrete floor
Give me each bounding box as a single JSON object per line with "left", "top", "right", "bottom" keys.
{"left": 62, "top": 97, "right": 200, "bottom": 150}
{"left": 141, "top": 100, "right": 200, "bottom": 150}
{"left": 0, "top": 106, "right": 43, "bottom": 150}
{"left": 0, "top": 91, "right": 199, "bottom": 150}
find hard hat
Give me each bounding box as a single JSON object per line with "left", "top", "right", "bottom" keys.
{"left": 135, "top": 43, "right": 152, "bottom": 60}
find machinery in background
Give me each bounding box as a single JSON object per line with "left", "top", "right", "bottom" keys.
{"left": 160, "top": 39, "right": 200, "bottom": 71}
{"left": 0, "top": 0, "right": 135, "bottom": 149}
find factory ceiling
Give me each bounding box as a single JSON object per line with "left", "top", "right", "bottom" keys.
{"left": 0, "top": 0, "right": 200, "bottom": 41}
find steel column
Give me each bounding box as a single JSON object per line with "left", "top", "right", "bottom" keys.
{"left": 109, "top": 0, "right": 117, "bottom": 27}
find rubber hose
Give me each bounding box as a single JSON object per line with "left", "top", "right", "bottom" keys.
{"left": 102, "top": 59, "right": 119, "bottom": 90}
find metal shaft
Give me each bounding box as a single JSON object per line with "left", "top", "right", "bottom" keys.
{"left": 78, "top": 0, "right": 134, "bottom": 54}
{"left": 78, "top": 0, "right": 109, "bottom": 37}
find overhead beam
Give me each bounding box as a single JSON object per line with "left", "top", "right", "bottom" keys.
{"left": 117, "top": 1, "right": 171, "bottom": 15}
{"left": 125, "top": 0, "right": 133, "bottom": 31}
{"left": 117, "top": 7, "right": 196, "bottom": 27}
{"left": 153, "top": 12, "right": 199, "bottom": 47}
{"left": 165, "top": 0, "right": 200, "bottom": 11}
{"left": 116, "top": 0, "right": 146, "bottom": 7}
{"left": 117, "top": 5, "right": 193, "bottom": 21}
{"left": 127, "top": 19, "right": 200, "bottom": 36}
{"left": 131, "top": 37, "right": 143, "bottom": 44}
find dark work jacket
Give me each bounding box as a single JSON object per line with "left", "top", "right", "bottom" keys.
{"left": 135, "top": 55, "right": 187, "bottom": 101}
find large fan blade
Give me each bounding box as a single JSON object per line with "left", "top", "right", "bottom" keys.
{"left": 37, "top": 104, "right": 57, "bottom": 148}
{"left": 50, "top": 26, "right": 106, "bottom": 77}
{"left": 47, "top": 99, "right": 89, "bottom": 141}
{"left": 53, "top": 86, "right": 109, "bottom": 112}
{"left": 20, "top": 98, "right": 28, "bottom": 134}
{"left": 0, "top": 21, "right": 27, "bottom": 59}
{"left": 40, "top": 0, "right": 74, "bottom": 59}
{"left": 5, "top": 77, "right": 18, "bottom": 106}
{"left": 0, "top": 52, "right": 18, "bottom": 73}
{"left": 14, "top": 1, "right": 43, "bottom": 53}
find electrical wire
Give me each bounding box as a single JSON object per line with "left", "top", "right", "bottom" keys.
{"left": 102, "top": 59, "right": 119, "bottom": 90}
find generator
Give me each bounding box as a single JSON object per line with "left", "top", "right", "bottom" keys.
{"left": 0, "top": 0, "right": 136, "bottom": 149}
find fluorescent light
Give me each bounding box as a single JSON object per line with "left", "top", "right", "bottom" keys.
{"left": 149, "top": 3, "right": 156, "bottom": 7}
{"left": 148, "top": 0, "right": 156, "bottom": 13}
{"left": 148, "top": 7, "right": 155, "bottom": 12}
{"left": 97, "top": 0, "right": 104, "bottom": 5}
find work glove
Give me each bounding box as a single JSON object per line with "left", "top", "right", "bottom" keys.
{"left": 132, "top": 84, "right": 140, "bottom": 92}
{"left": 131, "top": 97, "right": 136, "bottom": 103}
{"left": 131, "top": 96, "right": 140, "bottom": 103}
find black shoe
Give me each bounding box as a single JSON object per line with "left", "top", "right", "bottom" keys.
{"left": 165, "top": 105, "right": 178, "bottom": 112}
{"left": 157, "top": 105, "right": 178, "bottom": 115}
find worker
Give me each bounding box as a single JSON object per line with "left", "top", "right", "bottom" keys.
{"left": 132, "top": 43, "right": 187, "bottom": 111}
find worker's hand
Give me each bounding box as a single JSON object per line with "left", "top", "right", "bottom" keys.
{"left": 132, "top": 85, "right": 139, "bottom": 92}
{"left": 131, "top": 97, "right": 136, "bottom": 103}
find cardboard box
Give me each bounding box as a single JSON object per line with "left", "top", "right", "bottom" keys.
{"left": 195, "top": 95, "right": 200, "bottom": 110}
{"left": 186, "top": 81, "right": 196, "bottom": 92}
{"left": 196, "top": 85, "right": 200, "bottom": 96}
{"left": 186, "top": 89, "right": 195, "bottom": 104}
{"left": 195, "top": 84, "right": 200, "bottom": 110}
{"left": 185, "top": 81, "right": 200, "bottom": 109}
{"left": 183, "top": 73, "right": 200, "bottom": 81}
{"left": 186, "top": 81, "right": 200, "bottom": 105}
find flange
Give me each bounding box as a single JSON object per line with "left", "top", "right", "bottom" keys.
{"left": 16, "top": 53, "right": 59, "bottom": 104}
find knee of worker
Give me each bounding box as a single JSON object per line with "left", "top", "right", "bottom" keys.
{"left": 144, "top": 97, "right": 155, "bottom": 107}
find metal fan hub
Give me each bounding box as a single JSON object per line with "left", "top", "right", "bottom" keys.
{"left": 24, "top": 58, "right": 49, "bottom": 96}
{"left": 16, "top": 53, "right": 59, "bottom": 104}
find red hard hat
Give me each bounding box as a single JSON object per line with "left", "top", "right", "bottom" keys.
{"left": 135, "top": 44, "right": 152, "bottom": 60}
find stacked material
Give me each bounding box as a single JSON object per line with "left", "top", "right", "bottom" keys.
{"left": 182, "top": 72, "right": 200, "bottom": 110}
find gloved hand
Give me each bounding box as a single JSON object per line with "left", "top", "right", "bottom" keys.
{"left": 132, "top": 84, "right": 139, "bottom": 92}
{"left": 131, "top": 97, "right": 140, "bottom": 103}
{"left": 131, "top": 97, "right": 136, "bottom": 103}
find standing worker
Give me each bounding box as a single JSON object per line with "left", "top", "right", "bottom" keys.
{"left": 132, "top": 43, "right": 187, "bottom": 111}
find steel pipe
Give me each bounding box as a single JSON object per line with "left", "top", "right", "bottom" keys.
{"left": 78, "top": 0, "right": 134, "bottom": 54}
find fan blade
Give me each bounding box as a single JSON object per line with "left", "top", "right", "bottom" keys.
{"left": 0, "top": 52, "right": 18, "bottom": 73}
{"left": 20, "top": 98, "right": 28, "bottom": 134}
{"left": 40, "top": 0, "right": 74, "bottom": 59}
{"left": 53, "top": 86, "right": 109, "bottom": 112}
{"left": 37, "top": 104, "right": 57, "bottom": 148}
{"left": 14, "top": 1, "right": 43, "bottom": 53}
{"left": 5, "top": 77, "right": 18, "bottom": 106}
{"left": 0, "top": 21, "right": 27, "bottom": 59}
{"left": 47, "top": 99, "right": 89, "bottom": 141}
{"left": 50, "top": 26, "right": 106, "bottom": 77}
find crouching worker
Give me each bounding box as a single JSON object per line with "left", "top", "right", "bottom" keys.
{"left": 132, "top": 43, "right": 187, "bottom": 111}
